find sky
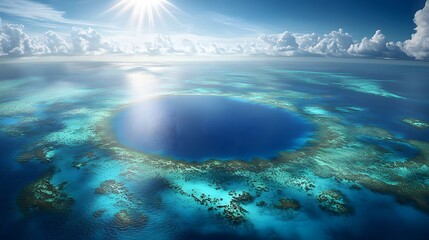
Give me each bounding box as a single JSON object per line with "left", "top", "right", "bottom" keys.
{"left": 0, "top": 0, "right": 429, "bottom": 60}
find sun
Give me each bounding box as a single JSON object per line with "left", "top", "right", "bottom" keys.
{"left": 107, "top": 0, "right": 178, "bottom": 32}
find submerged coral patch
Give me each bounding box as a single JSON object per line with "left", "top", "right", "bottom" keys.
{"left": 17, "top": 171, "right": 74, "bottom": 215}
{"left": 114, "top": 209, "right": 148, "bottom": 230}
{"left": 274, "top": 198, "right": 301, "bottom": 211}
{"left": 316, "top": 190, "right": 353, "bottom": 216}
{"left": 402, "top": 118, "right": 429, "bottom": 129}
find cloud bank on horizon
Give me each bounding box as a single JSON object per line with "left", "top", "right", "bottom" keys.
{"left": 0, "top": 0, "right": 428, "bottom": 60}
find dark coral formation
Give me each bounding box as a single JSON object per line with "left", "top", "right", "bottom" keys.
{"left": 169, "top": 183, "right": 251, "bottom": 225}
{"left": 402, "top": 118, "right": 429, "bottom": 129}
{"left": 95, "top": 180, "right": 142, "bottom": 207}
{"left": 95, "top": 180, "right": 127, "bottom": 195}
{"left": 274, "top": 198, "right": 301, "bottom": 211}
{"left": 17, "top": 144, "right": 56, "bottom": 163}
{"left": 17, "top": 173, "right": 74, "bottom": 215}
{"left": 256, "top": 201, "right": 267, "bottom": 207}
{"left": 287, "top": 178, "right": 315, "bottom": 192}
{"left": 232, "top": 191, "right": 254, "bottom": 204}
{"left": 316, "top": 190, "right": 353, "bottom": 216}
{"left": 94, "top": 179, "right": 146, "bottom": 227}
{"left": 114, "top": 209, "right": 148, "bottom": 230}
{"left": 93, "top": 209, "right": 106, "bottom": 218}
{"left": 221, "top": 202, "right": 248, "bottom": 225}
{"left": 72, "top": 151, "right": 100, "bottom": 170}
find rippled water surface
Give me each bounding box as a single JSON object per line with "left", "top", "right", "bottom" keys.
{"left": 1, "top": 57, "right": 429, "bottom": 240}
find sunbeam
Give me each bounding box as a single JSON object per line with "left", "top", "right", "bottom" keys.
{"left": 107, "top": 0, "right": 179, "bottom": 32}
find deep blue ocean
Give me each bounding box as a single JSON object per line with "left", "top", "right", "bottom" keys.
{"left": 0, "top": 57, "right": 428, "bottom": 239}
{"left": 112, "top": 95, "right": 313, "bottom": 162}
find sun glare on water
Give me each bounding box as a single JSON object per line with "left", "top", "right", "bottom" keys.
{"left": 107, "top": 0, "right": 178, "bottom": 32}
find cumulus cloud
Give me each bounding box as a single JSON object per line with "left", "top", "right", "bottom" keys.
{"left": 295, "top": 33, "right": 319, "bottom": 50}
{"left": 0, "top": 24, "right": 123, "bottom": 56}
{"left": 403, "top": 0, "right": 429, "bottom": 60}
{"left": 44, "top": 31, "right": 69, "bottom": 54}
{"left": 2, "top": 2, "right": 429, "bottom": 61}
{"left": 144, "top": 34, "right": 176, "bottom": 55}
{"left": 249, "top": 29, "right": 355, "bottom": 57}
{"left": 209, "top": 43, "right": 226, "bottom": 55}
{"left": 229, "top": 44, "right": 244, "bottom": 55}
{"left": 182, "top": 39, "right": 197, "bottom": 54}
{"left": 0, "top": 23, "right": 412, "bottom": 59}
{"left": 347, "top": 30, "right": 407, "bottom": 59}
{"left": 348, "top": 30, "right": 387, "bottom": 56}
{"left": 181, "top": 39, "right": 206, "bottom": 55}
{"left": 257, "top": 31, "right": 299, "bottom": 56}
{"left": 305, "top": 29, "right": 353, "bottom": 57}
{"left": 70, "top": 27, "right": 123, "bottom": 55}
{"left": 0, "top": 23, "right": 47, "bottom": 56}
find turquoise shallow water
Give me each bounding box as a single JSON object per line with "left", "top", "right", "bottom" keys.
{"left": 0, "top": 57, "right": 429, "bottom": 239}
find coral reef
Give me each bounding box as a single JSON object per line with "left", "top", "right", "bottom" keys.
{"left": 95, "top": 180, "right": 142, "bottom": 207}
{"left": 221, "top": 202, "right": 248, "bottom": 225}
{"left": 114, "top": 210, "right": 148, "bottom": 230}
{"left": 402, "top": 118, "right": 429, "bottom": 129}
{"left": 3, "top": 61, "right": 429, "bottom": 238}
{"left": 274, "top": 198, "right": 301, "bottom": 211}
{"left": 17, "top": 144, "right": 57, "bottom": 163}
{"left": 95, "top": 180, "right": 127, "bottom": 195}
{"left": 232, "top": 191, "right": 254, "bottom": 204}
{"left": 93, "top": 209, "right": 106, "bottom": 218}
{"left": 72, "top": 151, "right": 99, "bottom": 170}
{"left": 17, "top": 172, "right": 74, "bottom": 215}
{"left": 316, "top": 190, "right": 353, "bottom": 216}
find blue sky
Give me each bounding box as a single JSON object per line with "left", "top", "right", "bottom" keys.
{"left": 174, "top": 0, "right": 426, "bottom": 41}
{"left": 0, "top": 0, "right": 429, "bottom": 59}
{"left": 0, "top": 0, "right": 425, "bottom": 40}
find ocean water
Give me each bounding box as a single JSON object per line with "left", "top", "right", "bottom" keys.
{"left": 0, "top": 57, "right": 429, "bottom": 239}
{"left": 112, "top": 95, "right": 313, "bottom": 162}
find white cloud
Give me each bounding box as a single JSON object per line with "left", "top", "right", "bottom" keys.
{"left": 257, "top": 31, "right": 299, "bottom": 56}
{"left": 0, "top": 24, "right": 410, "bottom": 59}
{"left": 70, "top": 27, "right": 123, "bottom": 55}
{"left": 144, "top": 34, "right": 176, "bottom": 55}
{"left": 0, "top": 23, "right": 47, "bottom": 56}
{"left": 347, "top": 30, "right": 407, "bottom": 59}
{"left": 44, "top": 31, "right": 69, "bottom": 54}
{"left": 403, "top": 0, "right": 429, "bottom": 60}
{"left": 181, "top": 39, "right": 198, "bottom": 55}
{"left": 251, "top": 29, "right": 357, "bottom": 57}
{"left": 181, "top": 39, "right": 207, "bottom": 55}
{"left": 0, "top": 6, "right": 428, "bottom": 61}
{"left": 295, "top": 33, "right": 319, "bottom": 50}
{"left": 238, "top": 41, "right": 265, "bottom": 56}
{"left": 209, "top": 43, "right": 226, "bottom": 55}
{"left": 385, "top": 41, "right": 407, "bottom": 58}
{"left": 306, "top": 29, "right": 353, "bottom": 57}
{"left": 348, "top": 30, "right": 387, "bottom": 56}
{"left": 229, "top": 44, "right": 244, "bottom": 55}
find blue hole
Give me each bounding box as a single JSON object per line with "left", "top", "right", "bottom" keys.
{"left": 112, "top": 95, "right": 313, "bottom": 162}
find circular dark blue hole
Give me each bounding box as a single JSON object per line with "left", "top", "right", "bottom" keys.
{"left": 112, "top": 95, "right": 313, "bottom": 162}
